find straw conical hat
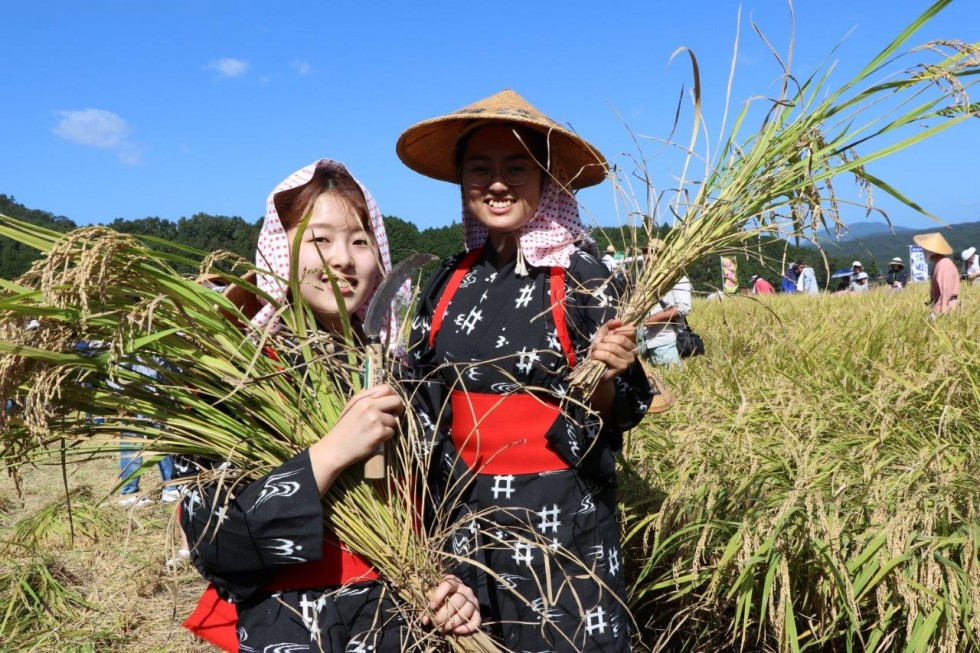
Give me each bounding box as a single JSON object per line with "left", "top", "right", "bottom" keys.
{"left": 396, "top": 89, "right": 607, "bottom": 189}
{"left": 913, "top": 232, "right": 953, "bottom": 256}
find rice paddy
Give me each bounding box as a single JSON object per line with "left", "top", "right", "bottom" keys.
{"left": 2, "top": 283, "right": 976, "bottom": 651}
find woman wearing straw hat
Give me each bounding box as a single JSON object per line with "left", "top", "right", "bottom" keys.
{"left": 886, "top": 257, "right": 908, "bottom": 289}
{"left": 914, "top": 232, "right": 960, "bottom": 315}
{"left": 962, "top": 246, "right": 980, "bottom": 285}
{"left": 399, "top": 89, "right": 653, "bottom": 651}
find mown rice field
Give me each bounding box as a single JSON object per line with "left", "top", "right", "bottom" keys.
{"left": 1, "top": 282, "right": 977, "bottom": 652}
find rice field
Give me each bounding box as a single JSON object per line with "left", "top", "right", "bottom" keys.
{"left": 624, "top": 282, "right": 980, "bottom": 651}
{"left": 1, "top": 282, "right": 977, "bottom": 652}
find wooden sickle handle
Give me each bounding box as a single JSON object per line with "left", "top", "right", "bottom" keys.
{"left": 363, "top": 340, "right": 386, "bottom": 480}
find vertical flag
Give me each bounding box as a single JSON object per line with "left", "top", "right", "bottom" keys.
{"left": 721, "top": 256, "right": 738, "bottom": 293}
{"left": 909, "top": 245, "right": 928, "bottom": 282}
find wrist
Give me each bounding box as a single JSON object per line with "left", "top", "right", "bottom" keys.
{"left": 309, "top": 439, "right": 346, "bottom": 495}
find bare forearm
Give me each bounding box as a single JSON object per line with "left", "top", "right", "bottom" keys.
{"left": 644, "top": 307, "right": 679, "bottom": 326}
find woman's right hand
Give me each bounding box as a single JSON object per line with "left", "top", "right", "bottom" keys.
{"left": 309, "top": 384, "right": 404, "bottom": 494}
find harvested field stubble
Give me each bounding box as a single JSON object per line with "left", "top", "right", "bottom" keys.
{"left": 623, "top": 284, "right": 980, "bottom": 651}
{"left": 0, "top": 455, "right": 210, "bottom": 652}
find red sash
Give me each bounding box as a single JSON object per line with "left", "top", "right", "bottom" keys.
{"left": 449, "top": 391, "right": 570, "bottom": 474}
{"left": 183, "top": 534, "right": 378, "bottom": 652}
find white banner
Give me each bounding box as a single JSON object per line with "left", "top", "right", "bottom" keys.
{"left": 909, "top": 245, "right": 929, "bottom": 283}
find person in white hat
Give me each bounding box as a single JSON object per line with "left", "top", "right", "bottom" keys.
{"left": 962, "top": 246, "right": 979, "bottom": 285}
{"left": 913, "top": 232, "right": 960, "bottom": 315}
{"left": 885, "top": 257, "right": 908, "bottom": 289}
{"left": 848, "top": 271, "right": 870, "bottom": 294}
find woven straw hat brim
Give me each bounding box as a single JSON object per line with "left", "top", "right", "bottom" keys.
{"left": 913, "top": 232, "right": 953, "bottom": 256}
{"left": 642, "top": 366, "right": 676, "bottom": 415}
{"left": 396, "top": 89, "right": 607, "bottom": 190}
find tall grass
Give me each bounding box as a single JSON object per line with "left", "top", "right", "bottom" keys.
{"left": 622, "top": 286, "right": 980, "bottom": 651}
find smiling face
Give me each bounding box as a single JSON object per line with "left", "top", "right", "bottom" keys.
{"left": 461, "top": 124, "right": 543, "bottom": 251}
{"left": 285, "top": 192, "right": 380, "bottom": 329}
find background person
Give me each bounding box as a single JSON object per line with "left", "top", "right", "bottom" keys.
{"left": 962, "top": 246, "right": 980, "bottom": 285}
{"left": 781, "top": 263, "right": 799, "bottom": 292}
{"left": 641, "top": 240, "right": 693, "bottom": 367}
{"left": 111, "top": 355, "right": 177, "bottom": 507}
{"left": 399, "top": 89, "right": 652, "bottom": 653}
{"left": 914, "top": 232, "right": 960, "bottom": 315}
{"left": 750, "top": 274, "right": 775, "bottom": 295}
{"left": 886, "top": 257, "right": 908, "bottom": 289}
{"left": 848, "top": 271, "right": 870, "bottom": 293}
{"left": 601, "top": 243, "right": 618, "bottom": 271}
{"left": 797, "top": 261, "right": 819, "bottom": 294}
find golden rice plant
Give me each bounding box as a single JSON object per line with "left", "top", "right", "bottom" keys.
{"left": 622, "top": 285, "right": 980, "bottom": 651}
{"left": 571, "top": 0, "right": 980, "bottom": 393}
{"left": 0, "top": 216, "right": 501, "bottom": 652}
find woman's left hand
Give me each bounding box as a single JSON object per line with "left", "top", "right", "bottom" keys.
{"left": 422, "top": 574, "right": 482, "bottom": 635}
{"left": 591, "top": 319, "right": 638, "bottom": 382}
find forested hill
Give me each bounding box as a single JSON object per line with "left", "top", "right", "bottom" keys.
{"left": 0, "top": 194, "right": 465, "bottom": 280}
{"left": 6, "top": 194, "right": 974, "bottom": 291}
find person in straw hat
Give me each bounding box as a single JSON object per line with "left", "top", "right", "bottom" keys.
{"left": 178, "top": 159, "right": 480, "bottom": 652}
{"left": 399, "top": 89, "right": 653, "bottom": 651}
{"left": 962, "top": 246, "right": 979, "bottom": 285}
{"left": 601, "top": 243, "right": 618, "bottom": 271}
{"left": 886, "top": 256, "right": 908, "bottom": 289}
{"left": 913, "top": 232, "right": 960, "bottom": 315}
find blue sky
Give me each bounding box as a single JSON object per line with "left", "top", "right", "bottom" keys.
{"left": 3, "top": 1, "right": 978, "bottom": 235}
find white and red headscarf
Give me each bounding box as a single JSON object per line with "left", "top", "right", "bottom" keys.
{"left": 252, "top": 158, "right": 397, "bottom": 334}
{"left": 461, "top": 179, "right": 596, "bottom": 274}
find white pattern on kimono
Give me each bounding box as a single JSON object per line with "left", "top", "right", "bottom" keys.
{"left": 253, "top": 469, "right": 302, "bottom": 509}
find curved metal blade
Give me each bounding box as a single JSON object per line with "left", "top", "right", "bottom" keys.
{"left": 363, "top": 252, "right": 438, "bottom": 337}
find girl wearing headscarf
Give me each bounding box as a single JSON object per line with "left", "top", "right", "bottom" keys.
{"left": 399, "top": 90, "right": 653, "bottom": 652}
{"left": 180, "top": 159, "right": 479, "bottom": 652}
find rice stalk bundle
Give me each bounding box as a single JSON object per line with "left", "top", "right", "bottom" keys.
{"left": 622, "top": 287, "right": 980, "bottom": 650}
{"left": 570, "top": 0, "right": 980, "bottom": 394}
{"left": 0, "top": 216, "right": 501, "bottom": 652}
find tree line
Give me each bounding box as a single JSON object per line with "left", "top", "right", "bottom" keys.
{"left": 2, "top": 193, "right": 863, "bottom": 292}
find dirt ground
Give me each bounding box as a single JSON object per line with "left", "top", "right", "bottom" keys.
{"left": 0, "top": 452, "right": 213, "bottom": 652}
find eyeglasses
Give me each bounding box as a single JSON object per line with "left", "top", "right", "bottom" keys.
{"left": 461, "top": 162, "right": 533, "bottom": 187}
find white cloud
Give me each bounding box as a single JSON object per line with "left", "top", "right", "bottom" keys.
{"left": 207, "top": 57, "right": 249, "bottom": 78}
{"left": 290, "top": 59, "right": 312, "bottom": 75}
{"left": 53, "top": 109, "right": 131, "bottom": 149}
{"left": 53, "top": 108, "right": 142, "bottom": 165}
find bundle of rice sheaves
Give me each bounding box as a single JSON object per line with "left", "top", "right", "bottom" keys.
{"left": 0, "top": 218, "right": 501, "bottom": 652}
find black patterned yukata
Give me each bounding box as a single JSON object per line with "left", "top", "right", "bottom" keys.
{"left": 180, "top": 451, "right": 409, "bottom": 652}
{"left": 409, "top": 246, "right": 653, "bottom": 652}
